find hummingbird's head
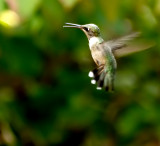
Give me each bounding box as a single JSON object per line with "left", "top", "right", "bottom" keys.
{"left": 63, "top": 23, "right": 101, "bottom": 40}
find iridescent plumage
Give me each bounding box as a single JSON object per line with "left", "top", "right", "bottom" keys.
{"left": 63, "top": 23, "right": 153, "bottom": 91}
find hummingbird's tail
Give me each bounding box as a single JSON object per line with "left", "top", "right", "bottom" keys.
{"left": 88, "top": 65, "right": 114, "bottom": 92}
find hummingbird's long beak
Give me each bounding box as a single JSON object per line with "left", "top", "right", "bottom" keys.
{"left": 63, "top": 23, "right": 82, "bottom": 28}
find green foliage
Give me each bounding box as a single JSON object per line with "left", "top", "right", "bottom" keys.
{"left": 0, "top": 0, "right": 159, "bottom": 145}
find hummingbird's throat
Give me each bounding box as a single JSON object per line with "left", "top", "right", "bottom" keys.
{"left": 89, "top": 37, "right": 104, "bottom": 49}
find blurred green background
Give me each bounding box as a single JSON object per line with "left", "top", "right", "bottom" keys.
{"left": 0, "top": 0, "right": 160, "bottom": 145}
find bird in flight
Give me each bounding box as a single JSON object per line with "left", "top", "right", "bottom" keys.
{"left": 63, "top": 23, "right": 154, "bottom": 92}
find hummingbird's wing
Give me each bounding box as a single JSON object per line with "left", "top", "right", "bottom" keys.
{"left": 105, "top": 32, "right": 155, "bottom": 57}
{"left": 113, "top": 39, "right": 155, "bottom": 57}
{"left": 106, "top": 32, "right": 140, "bottom": 51}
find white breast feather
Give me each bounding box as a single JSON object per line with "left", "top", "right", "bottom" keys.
{"left": 89, "top": 37, "right": 100, "bottom": 49}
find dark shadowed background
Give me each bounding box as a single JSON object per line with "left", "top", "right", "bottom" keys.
{"left": 0, "top": 0, "right": 160, "bottom": 145}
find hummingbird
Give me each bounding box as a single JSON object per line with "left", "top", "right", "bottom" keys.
{"left": 63, "top": 23, "right": 153, "bottom": 92}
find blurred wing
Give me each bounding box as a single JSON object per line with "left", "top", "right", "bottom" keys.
{"left": 113, "top": 39, "right": 155, "bottom": 57}
{"left": 106, "top": 32, "right": 141, "bottom": 51}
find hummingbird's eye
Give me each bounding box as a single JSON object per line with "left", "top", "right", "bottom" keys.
{"left": 83, "top": 27, "right": 89, "bottom": 32}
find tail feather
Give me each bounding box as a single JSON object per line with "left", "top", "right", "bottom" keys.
{"left": 104, "top": 74, "right": 114, "bottom": 91}
{"left": 97, "top": 71, "right": 105, "bottom": 87}
{"left": 88, "top": 65, "right": 114, "bottom": 92}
